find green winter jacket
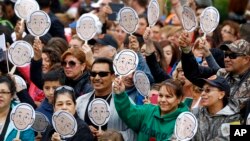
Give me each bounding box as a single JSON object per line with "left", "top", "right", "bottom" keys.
{"left": 114, "top": 91, "right": 189, "bottom": 141}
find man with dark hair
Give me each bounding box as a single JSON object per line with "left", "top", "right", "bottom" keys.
{"left": 76, "top": 57, "right": 136, "bottom": 141}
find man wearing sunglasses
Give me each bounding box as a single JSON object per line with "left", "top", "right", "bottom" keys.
{"left": 76, "top": 57, "right": 136, "bottom": 141}
{"left": 179, "top": 36, "right": 250, "bottom": 115}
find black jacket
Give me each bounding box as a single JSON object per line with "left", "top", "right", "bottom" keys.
{"left": 41, "top": 114, "right": 94, "bottom": 141}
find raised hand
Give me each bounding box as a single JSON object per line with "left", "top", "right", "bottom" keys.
{"left": 113, "top": 77, "right": 125, "bottom": 94}
{"left": 33, "top": 38, "right": 43, "bottom": 61}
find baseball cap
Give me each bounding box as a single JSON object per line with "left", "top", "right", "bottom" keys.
{"left": 89, "top": 34, "right": 118, "bottom": 49}
{"left": 200, "top": 76, "right": 230, "bottom": 96}
{"left": 220, "top": 39, "right": 250, "bottom": 56}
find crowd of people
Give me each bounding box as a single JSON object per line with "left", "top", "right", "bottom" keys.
{"left": 0, "top": 0, "right": 250, "bottom": 141}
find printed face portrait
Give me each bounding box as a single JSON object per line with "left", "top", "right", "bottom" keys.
{"left": 200, "top": 7, "right": 219, "bottom": 34}
{"left": 113, "top": 49, "right": 138, "bottom": 76}
{"left": 15, "top": 0, "right": 39, "bottom": 19}
{"left": 88, "top": 99, "right": 110, "bottom": 126}
{"left": 77, "top": 16, "right": 97, "bottom": 41}
{"left": 32, "top": 112, "right": 49, "bottom": 132}
{"left": 8, "top": 41, "right": 33, "bottom": 66}
{"left": 27, "top": 11, "right": 51, "bottom": 37}
{"left": 118, "top": 7, "right": 138, "bottom": 34}
{"left": 11, "top": 103, "right": 35, "bottom": 131}
{"left": 53, "top": 111, "right": 77, "bottom": 137}
{"left": 148, "top": 0, "right": 159, "bottom": 26}
{"left": 182, "top": 6, "right": 197, "bottom": 32}
{"left": 134, "top": 71, "right": 150, "bottom": 96}
{"left": 175, "top": 112, "right": 197, "bottom": 140}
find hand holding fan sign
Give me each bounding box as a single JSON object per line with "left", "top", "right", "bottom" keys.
{"left": 113, "top": 49, "right": 139, "bottom": 76}
{"left": 8, "top": 40, "right": 34, "bottom": 74}
{"left": 76, "top": 13, "right": 99, "bottom": 45}
{"left": 26, "top": 10, "right": 51, "bottom": 38}
{"left": 118, "top": 7, "right": 139, "bottom": 35}
{"left": 147, "top": 0, "right": 160, "bottom": 27}
{"left": 200, "top": 6, "right": 220, "bottom": 37}
{"left": 133, "top": 70, "right": 150, "bottom": 97}
{"left": 14, "top": 0, "right": 40, "bottom": 35}
{"left": 174, "top": 112, "right": 198, "bottom": 141}
{"left": 181, "top": 5, "right": 198, "bottom": 32}
{"left": 52, "top": 110, "right": 77, "bottom": 139}
{"left": 88, "top": 98, "right": 111, "bottom": 133}
{"left": 10, "top": 103, "right": 35, "bottom": 140}
{"left": 32, "top": 112, "right": 50, "bottom": 137}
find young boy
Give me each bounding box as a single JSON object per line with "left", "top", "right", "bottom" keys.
{"left": 36, "top": 70, "right": 64, "bottom": 124}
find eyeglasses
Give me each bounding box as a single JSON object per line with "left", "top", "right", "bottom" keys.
{"left": 224, "top": 53, "right": 245, "bottom": 59}
{"left": 55, "top": 85, "right": 75, "bottom": 93}
{"left": 0, "top": 91, "right": 11, "bottom": 94}
{"left": 61, "top": 61, "right": 80, "bottom": 68}
{"left": 90, "top": 71, "right": 111, "bottom": 77}
{"left": 199, "top": 88, "right": 220, "bottom": 93}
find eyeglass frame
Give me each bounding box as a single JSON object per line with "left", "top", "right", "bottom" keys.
{"left": 61, "top": 60, "right": 82, "bottom": 68}
{"left": 224, "top": 52, "right": 246, "bottom": 59}
{"left": 90, "top": 71, "right": 111, "bottom": 77}
{"left": 199, "top": 87, "right": 221, "bottom": 93}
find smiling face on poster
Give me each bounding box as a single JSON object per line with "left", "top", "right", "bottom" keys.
{"left": 88, "top": 98, "right": 111, "bottom": 126}
{"left": 133, "top": 70, "right": 150, "bottom": 97}
{"left": 175, "top": 112, "right": 198, "bottom": 141}
{"left": 147, "top": 0, "right": 160, "bottom": 27}
{"left": 200, "top": 6, "right": 220, "bottom": 34}
{"left": 14, "top": 0, "right": 39, "bottom": 20}
{"left": 76, "top": 13, "right": 98, "bottom": 41}
{"left": 113, "top": 49, "right": 139, "bottom": 76}
{"left": 8, "top": 40, "right": 34, "bottom": 67}
{"left": 13, "top": 74, "right": 27, "bottom": 91}
{"left": 31, "top": 111, "right": 49, "bottom": 132}
{"left": 10, "top": 103, "right": 35, "bottom": 131}
{"left": 118, "top": 7, "right": 139, "bottom": 34}
{"left": 182, "top": 6, "right": 198, "bottom": 32}
{"left": 26, "top": 10, "right": 51, "bottom": 37}
{"left": 52, "top": 110, "right": 77, "bottom": 138}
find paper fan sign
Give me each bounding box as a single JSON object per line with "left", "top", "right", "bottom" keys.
{"left": 246, "top": 113, "right": 250, "bottom": 125}
{"left": 13, "top": 74, "right": 27, "bottom": 91}
{"left": 88, "top": 98, "right": 111, "bottom": 132}
{"left": 26, "top": 10, "right": 51, "bottom": 37}
{"left": 200, "top": 6, "right": 220, "bottom": 34}
{"left": 133, "top": 70, "right": 150, "bottom": 97}
{"left": 174, "top": 112, "right": 198, "bottom": 141}
{"left": 31, "top": 111, "right": 50, "bottom": 133}
{"left": 76, "top": 13, "right": 99, "bottom": 44}
{"left": 8, "top": 40, "right": 34, "bottom": 67}
{"left": 14, "top": 0, "right": 39, "bottom": 20}
{"left": 182, "top": 6, "right": 198, "bottom": 32}
{"left": 118, "top": 7, "right": 139, "bottom": 35}
{"left": 113, "top": 49, "right": 139, "bottom": 76}
{"left": 52, "top": 110, "right": 77, "bottom": 138}
{"left": 147, "top": 0, "right": 160, "bottom": 27}
{"left": 10, "top": 103, "right": 35, "bottom": 131}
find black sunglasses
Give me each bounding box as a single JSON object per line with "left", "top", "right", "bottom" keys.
{"left": 90, "top": 71, "right": 111, "bottom": 77}
{"left": 61, "top": 61, "right": 80, "bottom": 68}
{"left": 55, "top": 85, "right": 75, "bottom": 93}
{"left": 224, "top": 53, "right": 245, "bottom": 59}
